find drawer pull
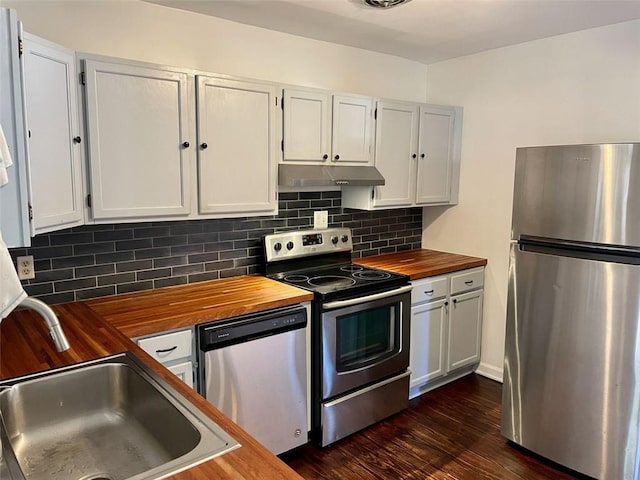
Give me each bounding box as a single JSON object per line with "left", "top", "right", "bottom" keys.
{"left": 155, "top": 346, "right": 178, "bottom": 354}
{"left": 464, "top": 280, "right": 474, "bottom": 285}
{"left": 425, "top": 289, "right": 434, "bottom": 295}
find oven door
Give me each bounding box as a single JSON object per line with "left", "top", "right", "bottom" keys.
{"left": 321, "top": 285, "right": 411, "bottom": 400}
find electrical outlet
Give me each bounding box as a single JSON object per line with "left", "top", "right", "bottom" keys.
{"left": 314, "top": 210, "right": 328, "bottom": 229}
{"left": 16, "top": 255, "right": 35, "bottom": 280}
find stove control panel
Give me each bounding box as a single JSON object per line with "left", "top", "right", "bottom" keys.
{"left": 264, "top": 228, "right": 353, "bottom": 262}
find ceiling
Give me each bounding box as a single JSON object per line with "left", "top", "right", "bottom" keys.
{"left": 145, "top": 0, "right": 640, "bottom": 64}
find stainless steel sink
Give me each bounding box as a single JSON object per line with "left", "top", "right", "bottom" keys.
{"left": 0, "top": 352, "right": 240, "bottom": 480}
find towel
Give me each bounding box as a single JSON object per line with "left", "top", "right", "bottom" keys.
{"left": 0, "top": 123, "right": 13, "bottom": 187}
{"left": 0, "top": 230, "right": 26, "bottom": 320}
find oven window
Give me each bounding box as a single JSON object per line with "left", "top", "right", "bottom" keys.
{"left": 336, "top": 303, "right": 399, "bottom": 372}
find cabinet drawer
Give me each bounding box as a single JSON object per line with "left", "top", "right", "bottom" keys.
{"left": 138, "top": 329, "right": 192, "bottom": 364}
{"left": 412, "top": 276, "right": 448, "bottom": 304}
{"left": 450, "top": 268, "right": 484, "bottom": 295}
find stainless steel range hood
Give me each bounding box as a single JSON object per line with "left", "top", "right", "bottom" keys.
{"left": 279, "top": 164, "right": 385, "bottom": 187}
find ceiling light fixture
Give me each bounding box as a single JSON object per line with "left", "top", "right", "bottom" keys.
{"left": 363, "top": 0, "right": 412, "bottom": 8}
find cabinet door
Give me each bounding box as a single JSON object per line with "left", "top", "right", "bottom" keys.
{"left": 23, "top": 34, "right": 84, "bottom": 234}
{"left": 84, "top": 60, "right": 192, "bottom": 220}
{"left": 196, "top": 76, "right": 277, "bottom": 215}
{"left": 331, "top": 95, "right": 373, "bottom": 164}
{"left": 410, "top": 299, "right": 447, "bottom": 388}
{"left": 447, "top": 289, "right": 483, "bottom": 372}
{"left": 167, "top": 361, "right": 194, "bottom": 389}
{"left": 372, "top": 101, "right": 418, "bottom": 207}
{"left": 416, "top": 105, "right": 454, "bottom": 204}
{"left": 0, "top": 9, "right": 31, "bottom": 247}
{"left": 283, "top": 88, "right": 331, "bottom": 163}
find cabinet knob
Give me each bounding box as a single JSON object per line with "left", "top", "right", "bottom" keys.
{"left": 334, "top": 154, "right": 340, "bottom": 161}
{"left": 453, "top": 299, "right": 458, "bottom": 304}
{"left": 323, "top": 154, "right": 329, "bottom": 160}
{"left": 412, "top": 153, "right": 417, "bottom": 159}
{"left": 420, "top": 153, "right": 425, "bottom": 158}
{"left": 182, "top": 141, "right": 190, "bottom": 148}
{"left": 201, "top": 143, "right": 208, "bottom": 150}
{"left": 444, "top": 301, "right": 449, "bottom": 307}
{"left": 73, "top": 136, "right": 82, "bottom": 144}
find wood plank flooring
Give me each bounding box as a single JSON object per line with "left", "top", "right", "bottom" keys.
{"left": 285, "top": 374, "right": 585, "bottom": 480}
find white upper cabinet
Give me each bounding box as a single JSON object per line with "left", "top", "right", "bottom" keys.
{"left": 331, "top": 94, "right": 373, "bottom": 164}
{"left": 83, "top": 59, "right": 193, "bottom": 220}
{"left": 0, "top": 9, "right": 31, "bottom": 247}
{"left": 370, "top": 101, "right": 418, "bottom": 208}
{"left": 341, "top": 101, "right": 462, "bottom": 210}
{"left": 196, "top": 76, "right": 277, "bottom": 216}
{"left": 282, "top": 87, "right": 373, "bottom": 166}
{"left": 283, "top": 89, "right": 331, "bottom": 162}
{"left": 416, "top": 105, "right": 455, "bottom": 205}
{"left": 23, "top": 33, "right": 84, "bottom": 234}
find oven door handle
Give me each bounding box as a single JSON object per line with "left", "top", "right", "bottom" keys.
{"left": 322, "top": 285, "right": 413, "bottom": 310}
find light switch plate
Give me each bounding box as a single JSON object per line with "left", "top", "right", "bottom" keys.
{"left": 314, "top": 210, "right": 328, "bottom": 229}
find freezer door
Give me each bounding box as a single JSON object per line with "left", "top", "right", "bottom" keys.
{"left": 503, "top": 245, "right": 640, "bottom": 479}
{"left": 511, "top": 143, "right": 640, "bottom": 247}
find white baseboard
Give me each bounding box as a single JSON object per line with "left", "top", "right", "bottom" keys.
{"left": 475, "top": 362, "right": 503, "bottom": 383}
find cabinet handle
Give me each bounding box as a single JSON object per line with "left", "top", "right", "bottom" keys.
{"left": 182, "top": 141, "right": 190, "bottom": 148}
{"left": 425, "top": 289, "right": 434, "bottom": 295}
{"left": 464, "top": 280, "right": 474, "bottom": 285}
{"left": 334, "top": 154, "right": 340, "bottom": 161}
{"left": 453, "top": 299, "right": 458, "bottom": 304}
{"left": 420, "top": 153, "right": 425, "bottom": 158}
{"left": 73, "top": 136, "right": 82, "bottom": 144}
{"left": 323, "top": 154, "right": 329, "bottom": 160}
{"left": 412, "top": 154, "right": 417, "bottom": 159}
{"left": 444, "top": 301, "right": 449, "bottom": 307}
{"left": 200, "top": 143, "right": 208, "bottom": 150}
{"left": 155, "top": 345, "right": 178, "bottom": 354}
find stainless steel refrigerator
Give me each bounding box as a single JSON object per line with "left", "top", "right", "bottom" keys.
{"left": 502, "top": 143, "right": 640, "bottom": 480}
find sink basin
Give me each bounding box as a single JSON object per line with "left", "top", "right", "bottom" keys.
{"left": 0, "top": 352, "right": 240, "bottom": 480}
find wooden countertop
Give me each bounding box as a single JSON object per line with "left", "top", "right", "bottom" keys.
{"left": 354, "top": 249, "right": 487, "bottom": 280}
{"left": 0, "top": 301, "right": 303, "bottom": 480}
{"left": 85, "top": 275, "right": 314, "bottom": 338}
{"left": 0, "top": 253, "right": 484, "bottom": 479}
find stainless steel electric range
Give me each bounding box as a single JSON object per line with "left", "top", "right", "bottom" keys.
{"left": 264, "top": 228, "right": 411, "bottom": 447}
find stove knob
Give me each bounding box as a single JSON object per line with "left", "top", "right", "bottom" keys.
{"left": 331, "top": 236, "right": 339, "bottom": 245}
{"left": 341, "top": 235, "right": 349, "bottom": 243}
{"left": 286, "top": 241, "right": 294, "bottom": 250}
{"left": 274, "top": 242, "right": 282, "bottom": 252}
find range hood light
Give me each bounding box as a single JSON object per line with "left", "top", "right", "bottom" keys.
{"left": 363, "top": 0, "right": 412, "bottom": 9}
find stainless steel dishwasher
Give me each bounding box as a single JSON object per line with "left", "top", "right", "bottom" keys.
{"left": 197, "top": 305, "right": 308, "bottom": 455}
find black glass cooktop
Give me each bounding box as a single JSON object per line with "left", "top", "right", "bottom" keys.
{"left": 268, "top": 263, "right": 409, "bottom": 300}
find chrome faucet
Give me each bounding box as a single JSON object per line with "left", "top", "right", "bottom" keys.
{"left": 18, "top": 297, "right": 70, "bottom": 352}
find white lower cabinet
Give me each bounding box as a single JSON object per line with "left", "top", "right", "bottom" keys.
{"left": 135, "top": 327, "right": 195, "bottom": 390}
{"left": 409, "top": 267, "right": 484, "bottom": 399}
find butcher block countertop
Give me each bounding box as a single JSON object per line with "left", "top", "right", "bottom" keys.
{"left": 0, "top": 276, "right": 309, "bottom": 480}
{"left": 354, "top": 249, "right": 487, "bottom": 280}
{"left": 85, "top": 275, "right": 314, "bottom": 338}
{"left": 0, "top": 252, "right": 484, "bottom": 480}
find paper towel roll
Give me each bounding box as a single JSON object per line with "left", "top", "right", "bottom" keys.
{"left": 0, "top": 231, "right": 26, "bottom": 320}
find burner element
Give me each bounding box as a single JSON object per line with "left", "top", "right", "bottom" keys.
{"left": 284, "top": 274, "right": 309, "bottom": 283}
{"left": 339, "top": 265, "right": 364, "bottom": 273}
{"left": 308, "top": 275, "right": 357, "bottom": 288}
{"left": 352, "top": 270, "right": 392, "bottom": 281}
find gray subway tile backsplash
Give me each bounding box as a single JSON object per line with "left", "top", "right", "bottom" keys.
{"left": 11, "top": 191, "right": 422, "bottom": 304}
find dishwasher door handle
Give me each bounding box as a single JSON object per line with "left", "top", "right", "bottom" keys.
{"left": 322, "top": 285, "right": 412, "bottom": 310}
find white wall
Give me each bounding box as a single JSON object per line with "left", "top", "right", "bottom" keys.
{"left": 3, "top": 0, "right": 427, "bottom": 101}
{"left": 423, "top": 19, "right": 640, "bottom": 381}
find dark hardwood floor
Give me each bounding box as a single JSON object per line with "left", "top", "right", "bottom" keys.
{"left": 285, "top": 374, "right": 582, "bottom": 480}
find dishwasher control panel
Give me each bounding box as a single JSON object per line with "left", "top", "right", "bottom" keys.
{"left": 199, "top": 306, "right": 307, "bottom": 351}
